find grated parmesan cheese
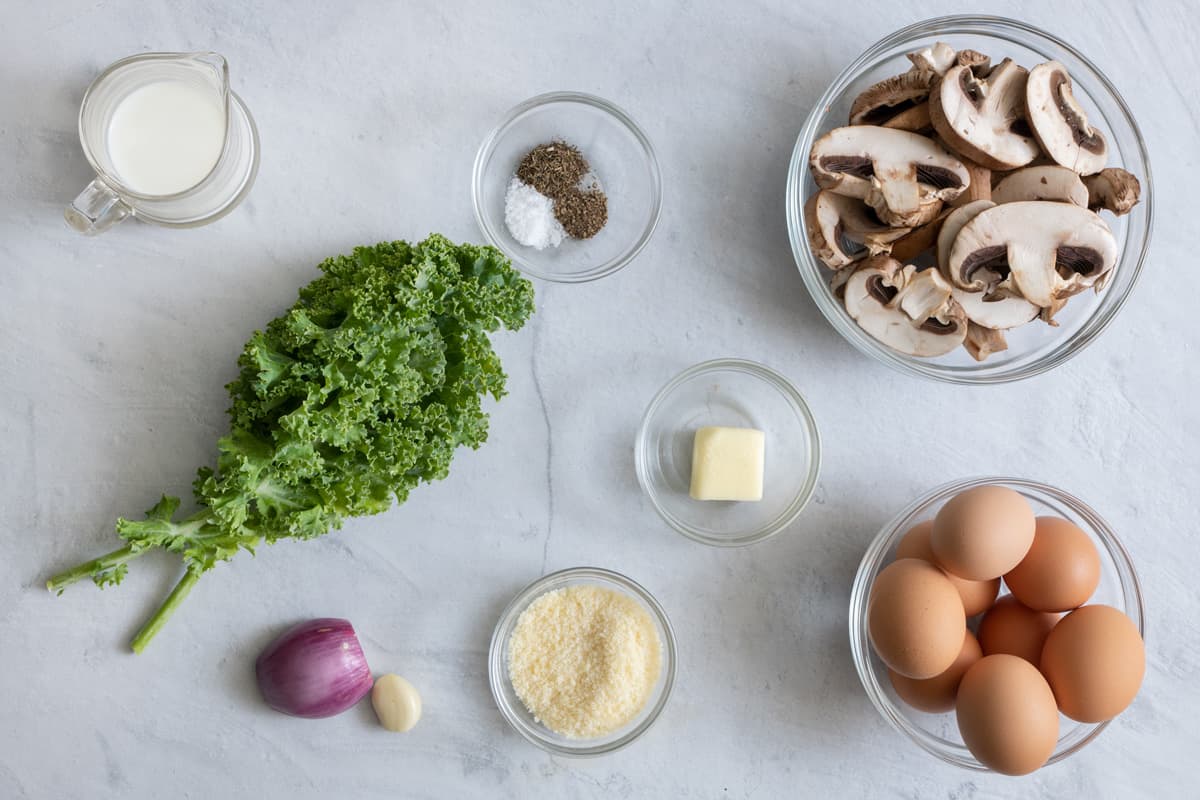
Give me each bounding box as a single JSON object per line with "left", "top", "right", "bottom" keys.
{"left": 508, "top": 584, "right": 662, "bottom": 739}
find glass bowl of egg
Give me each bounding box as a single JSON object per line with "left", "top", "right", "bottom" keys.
{"left": 487, "top": 566, "right": 677, "bottom": 756}
{"left": 849, "top": 476, "right": 1145, "bottom": 773}
{"left": 785, "top": 15, "right": 1153, "bottom": 383}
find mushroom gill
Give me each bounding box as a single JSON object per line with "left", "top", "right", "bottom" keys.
{"left": 1055, "top": 246, "right": 1106, "bottom": 279}
{"left": 916, "top": 165, "right": 965, "bottom": 191}
{"left": 819, "top": 155, "right": 875, "bottom": 178}
{"left": 959, "top": 245, "right": 1010, "bottom": 287}
{"left": 866, "top": 274, "right": 899, "bottom": 304}
{"left": 1050, "top": 71, "right": 1104, "bottom": 153}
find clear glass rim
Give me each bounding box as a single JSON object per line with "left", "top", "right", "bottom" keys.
{"left": 785, "top": 14, "right": 1155, "bottom": 384}
{"left": 487, "top": 566, "right": 678, "bottom": 756}
{"left": 848, "top": 476, "right": 1145, "bottom": 771}
{"left": 78, "top": 51, "right": 234, "bottom": 203}
{"left": 634, "top": 358, "right": 822, "bottom": 547}
{"left": 472, "top": 90, "right": 664, "bottom": 283}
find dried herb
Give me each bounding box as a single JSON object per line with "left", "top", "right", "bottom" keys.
{"left": 515, "top": 140, "right": 609, "bottom": 241}
{"left": 516, "top": 141, "right": 588, "bottom": 199}
{"left": 554, "top": 188, "right": 608, "bottom": 240}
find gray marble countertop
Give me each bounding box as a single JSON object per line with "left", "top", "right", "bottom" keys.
{"left": 3, "top": 1, "right": 1197, "bottom": 797}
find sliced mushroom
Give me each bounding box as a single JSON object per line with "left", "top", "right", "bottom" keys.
{"left": 850, "top": 70, "right": 934, "bottom": 127}
{"left": 805, "top": 191, "right": 911, "bottom": 268}
{"left": 830, "top": 264, "right": 854, "bottom": 300}
{"left": 830, "top": 266, "right": 859, "bottom": 299}
{"left": 936, "top": 199, "right": 997, "bottom": 280}
{"left": 882, "top": 103, "right": 933, "bottom": 133}
{"left": 964, "top": 322, "right": 1008, "bottom": 361}
{"left": 842, "top": 256, "right": 967, "bottom": 357}
{"left": 949, "top": 156, "right": 992, "bottom": 206}
{"left": 907, "top": 42, "right": 958, "bottom": 77}
{"left": 947, "top": 201, "right": 1117, "bottom": 315}
{"left": 890, "top": 208, "right": 950, "bottom": 263}
{"left": 809, "top": 126, "right": 969, "bottom": 227}
{"left": 954, "top": 285, "right": 1040, "bottom": 329}
{"left": 929, "top": 58, "right": 1041, "bottom": 171}
{"left": 955, "top": 49, "right": 991, "bottom": 75}
{"left": 1025, "top": 61, "right": 1107, "bottom": 175}
{"left": 805, "top": 191, "right": 856, "bottom": 269}
{"left": 991, "top": 165, "right": 1089, "bottom": 207}
{"left": 1084, "top": 167, "right": 1141, "bottom": 215}
{"left": 850, "top": 43, "right": 959, "bottom": 129}
{"left": 1039, "top": 296, "right": 1071, "bottom": 326}
{"left": 936, "top": 200, "right": 1039, "bottom": 328}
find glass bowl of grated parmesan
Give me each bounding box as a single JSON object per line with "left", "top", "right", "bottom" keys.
{"left": 488, "top": 566, "right": 677, "bottom": 755}
{"left": 473, "top": 92, "right": 663, "bottom": 283}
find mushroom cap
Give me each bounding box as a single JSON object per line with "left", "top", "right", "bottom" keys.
{"left": 955, "top": 49, "right": 991, "bottom": 75}
{"left": 850, "top": 70, "right": 933, "bottom": 126}
{"left": 849, "top": 43, "right": 961, "bottom": 130}
{"left": 1084, "top": 167, "right": 1141, "bottom": 215}
{"left": 809, "top": 126, "right": 970, "bottom": 227}
{"left": 881, "top": 102, "right": 933, "bottom": 133}
{"left": 929, "top": 59, "right": 1041, "bottom": 171}
{"left": 843, "top": 256, "right": 968, "bottom": 357}
{"left": 947, "top": 201, "right": 1117, "bottom": 310}
{"left": 805, "top": 191, "right": 855, "bottom": 269}
{"left": 1025, "top": 61, "right": 1107, "bottom": 175}
{"left": 992, "top": 165, "right": 1089, "bottom": 207}
{"left": 805, "top": 191, "right": 910, "bottom": 269}
{"left": 889, "top": 208, "right": 951, "bottom": 263}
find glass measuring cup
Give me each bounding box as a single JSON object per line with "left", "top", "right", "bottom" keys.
{"left": 65, "top": 52, "right": 259, "bottom": 234}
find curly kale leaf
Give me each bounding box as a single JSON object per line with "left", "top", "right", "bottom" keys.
{"left": 190, "top": 234, "right": 534, "bottom": 555}
{"left": 50, "top": 235, "right": 534, "bottom": 650}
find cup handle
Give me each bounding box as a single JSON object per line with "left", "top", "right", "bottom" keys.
{"left": 64, "top": 179, "right": 132, "bottom": 235}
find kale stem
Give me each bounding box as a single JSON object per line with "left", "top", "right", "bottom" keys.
{"left": 45, "top": 545, "right": 142, "bottom": 593}
{"left": 130, "top": 570, "right": 200, "bottom": 654}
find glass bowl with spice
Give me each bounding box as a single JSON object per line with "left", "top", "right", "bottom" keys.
{"left": 473, "top": 92, "right": 663, "bottom": 283}
{"left": 785, "top": 15, "right": 1152, "bottom": 384}
{"left": 488, "top": 566, "right": 677, "bottom": 756}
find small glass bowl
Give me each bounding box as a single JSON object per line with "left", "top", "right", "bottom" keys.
{"left": 849, "top": 476, "right": 1145, "bottom": 771}
{"left": 488, "top": 567, "right": 677, "bottom": 756}
{"left": 635, "top": 359, "right": 821, "bottom": 546}
{"left": 473, "top": 92, "right": 663, "bottom": 283}
{"left": 785, "top": 15, "right": 1154, "bottom": 383}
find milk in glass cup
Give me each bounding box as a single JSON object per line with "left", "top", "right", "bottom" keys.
{"left": 65, "top": 52, "right": 259, "bottom": 234}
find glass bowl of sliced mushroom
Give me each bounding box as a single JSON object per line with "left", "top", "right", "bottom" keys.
{"left": 786, "top": 15, "right": 1152, "bottom": 383}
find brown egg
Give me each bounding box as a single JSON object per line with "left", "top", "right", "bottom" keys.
{"left": 890, "top": 630, "right": 982, "bottom": 713}
{"left": 869, "top": 558, "right": 966, "bottom": 679}
{"left": 1005, "top": 517, "right": 1101, "bottom": 612}
{"left": 977, "top": 594, "right": 1059, "bottom": 664}
{"left": 1041, "top": 604, "right": 1145, "bottom": 723}
{"left": 932, "top": 485, "right": 1036, "bottom": 581}
{"left": 896, "top": 521, "right": 1000, "bottom": 616}
{"left": 956, "top": 654, "right": 1059, "bottom": 775}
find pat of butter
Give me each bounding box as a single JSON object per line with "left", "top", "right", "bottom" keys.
{"left": 689, "top": 426, "right": 765, "bottom": 502}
